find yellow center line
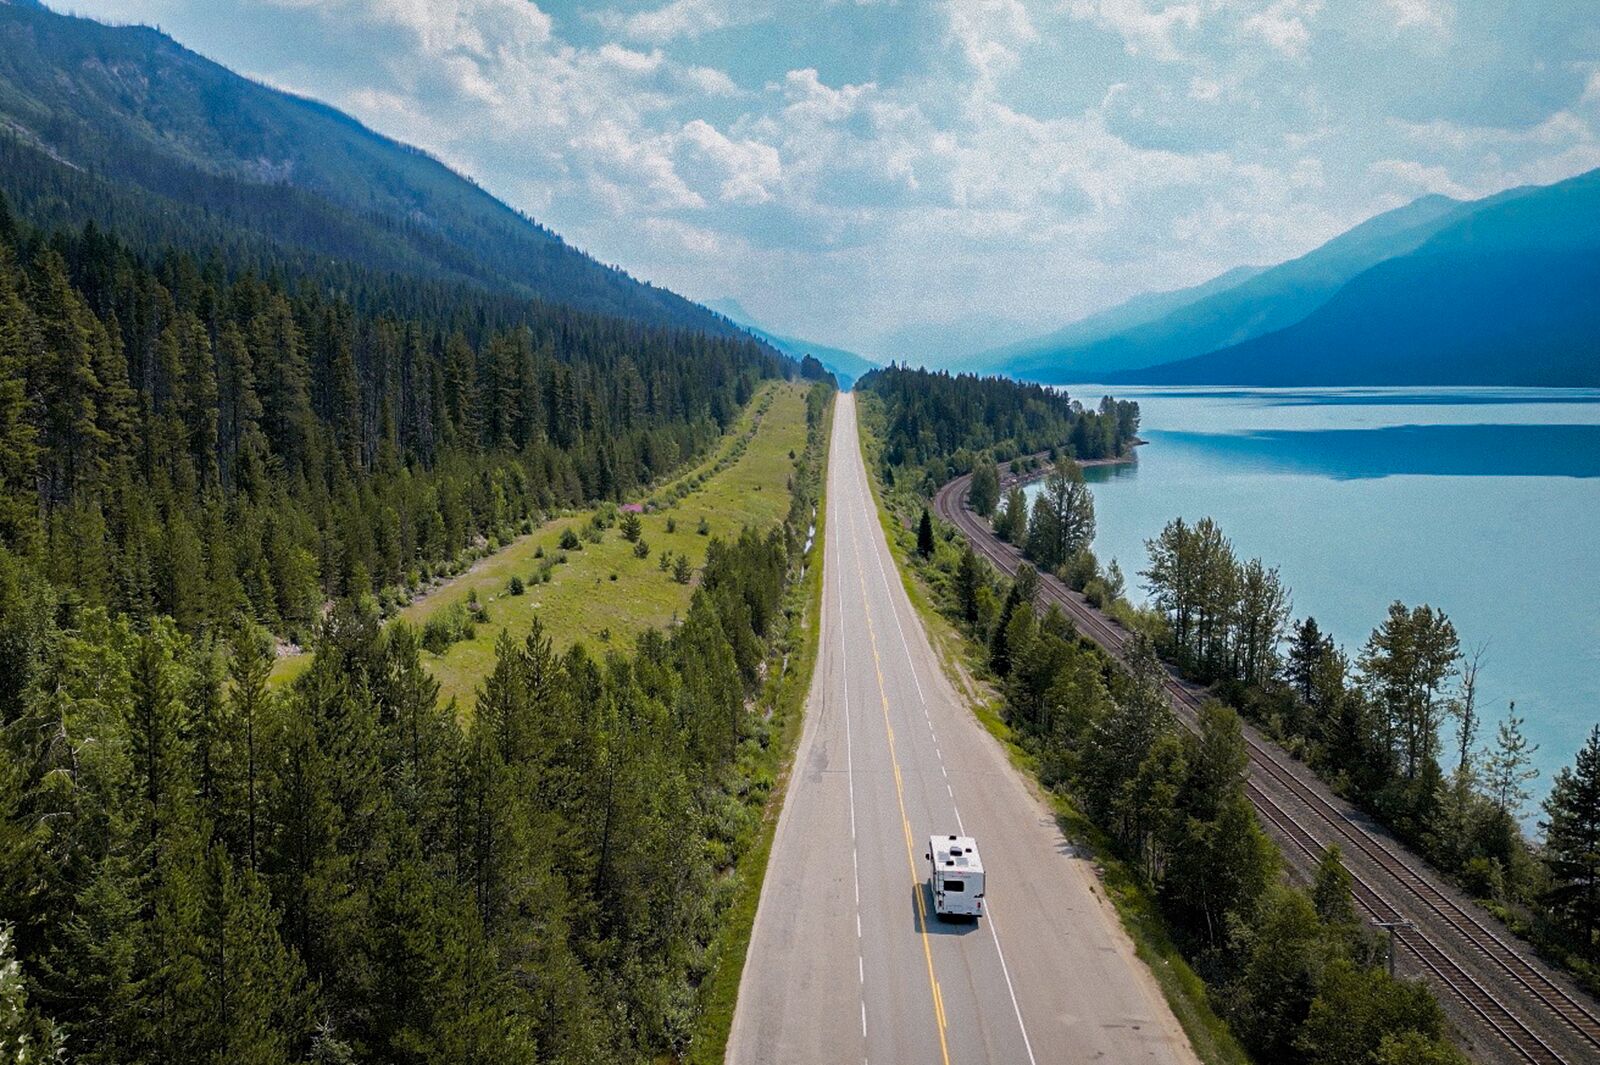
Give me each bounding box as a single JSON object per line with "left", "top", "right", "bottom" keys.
{"left": 848, "top": 503, "right": 952, "bottom": 1065}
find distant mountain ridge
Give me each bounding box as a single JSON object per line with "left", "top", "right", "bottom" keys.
{"left": 0, "top": 0, "right": 749, "bottom": 340}
{"left": 1111, "top": 167, "right": 1600, "bottom": 386}
{"left": 973, "top": 192, "right": 1483, "bottom": 382}
{"left": 963, "top": 263, "right": 1267, "bottom": 379}
{"left": 708, "top": 298, "right": 877, "bottom": 389}
{"left": 966, "top": 166, "right": 1598, "bottom": 388}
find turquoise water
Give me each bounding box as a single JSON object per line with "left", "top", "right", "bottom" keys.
{"left": 1025, "top": 386, "right": 1600, "bottom": 819}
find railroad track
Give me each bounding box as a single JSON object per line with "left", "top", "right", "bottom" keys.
{"left": 931, "top": 470, "right": 1600, "bottom": 1065}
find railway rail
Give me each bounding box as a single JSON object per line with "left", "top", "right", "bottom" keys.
{"left": 931, "top": 468, "right": 1600, "bottom": 1065}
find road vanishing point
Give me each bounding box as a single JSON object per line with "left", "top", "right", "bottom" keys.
{"left": 727, "top": 393, "right": 1197, "bottom": 1065}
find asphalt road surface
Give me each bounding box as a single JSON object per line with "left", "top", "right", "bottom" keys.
{"left": 726, "top": 394, "right": 1197, "bottom": 1065}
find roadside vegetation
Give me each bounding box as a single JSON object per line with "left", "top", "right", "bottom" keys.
{"left": 856, "top": 377, "right": 1470, "bottom": 1065}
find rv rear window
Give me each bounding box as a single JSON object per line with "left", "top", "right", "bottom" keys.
{"left": 943, "top": 879, "right": 965, "bottom": 892}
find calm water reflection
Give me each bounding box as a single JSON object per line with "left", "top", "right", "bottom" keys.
{"left": 1028, "top": 387, "right": 1600, "bottom": 819}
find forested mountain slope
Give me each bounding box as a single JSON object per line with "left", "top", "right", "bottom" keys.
{"left": 0, "top": 196, "right": 784, "bottom": 642}
{"left": 0, "top": 0, "right": 741, "bottom": 337}
{"left": 1115, "top": 167, "right": 1600, "bottom": 385}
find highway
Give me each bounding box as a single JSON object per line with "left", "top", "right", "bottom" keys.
{"left": 726, "top": 393, "right": 1197, "bottom": 1065}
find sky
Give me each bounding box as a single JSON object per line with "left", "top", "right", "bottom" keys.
{"left": 50, "top": 1, "right": 1600, "bottom": 362}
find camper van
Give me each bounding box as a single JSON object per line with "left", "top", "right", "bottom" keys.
{"left": 926, "top": 834, "right": 985, "bottom": 919}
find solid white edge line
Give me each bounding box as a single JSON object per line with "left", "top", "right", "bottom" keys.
{"left": 986, "top": 908, "right": 1040, "bottom": 1065}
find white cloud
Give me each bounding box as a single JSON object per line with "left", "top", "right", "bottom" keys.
{"left": 1064, "top": 1, "right": 1203, "bottom": 63}
{"left": 1189, "top": 76, "right": 1222, "bottom": 102}
{"left": 595, "top": 0, "right": 763, "bottom": 45}
{"left": 947, "top": 0, "right": 1039, "bottom": 83}
{"left": 678, "top": 119, "right": 783, "bottom": 203}
{"left": 1368, "top": 158, "right": 1475, "bottom": 198}
{"left": 1383, "top": 0, "right": 1453, "bottom": 32}
{"left": 1239, "top": 0, "right": 1322, "bottom": 60}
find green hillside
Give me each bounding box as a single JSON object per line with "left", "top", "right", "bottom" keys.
{"left": 0, "top": 0, "right": 743, "bottom": 337}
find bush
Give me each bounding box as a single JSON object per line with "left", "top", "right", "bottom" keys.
{"left": 666, "top": 517, "right": 677, "bottom": 534}
{"left": 508, "top": 575, "right": 525, "bottom": 596}
{"left": 634, "top": 538, "right": 650, "bottom": 560}
{"left": 534, "top": 545, "right": 545, "bottom": 559}
{"left": 421, "top": 602, "right": 476, "bottom": 654}
{"left": 1062, "top": 547, "right": 1099, "bottom": 592}
{"left": 658, "top": 551, "right": 672, "bottom": 572}
{"left": 556, "top": 551, "right": 569, "bottom": 565}
{"left": 559, "top": 528, "right": 581, "bottom": 550}
{"left": 583, "top": 524, "right": 604, "bottom": 544}
{"left": 673, "top": 554, "right": 694, "bottom": 584}
{"left": 697, "top": 516, "right": 711, "bottom": 536}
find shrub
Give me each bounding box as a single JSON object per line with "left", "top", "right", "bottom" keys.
{"left": 666, "top": 517, "right": 677, "bottom": 534}
{"left": 673, "top": 554, "right": 693, "bottom": 584}
{"left": 697, "top": 516, "right": 710, "bottom": 536}
{"left": 534, "top": 545, "right": 545, "bottom": 559}
{"left": 583, "top": 524, "right": 604, "bottom": 544}
{"left": 658, "top": 551, "right": 672, "bottom": 572}
{"left": 559, "top": 528, "right": 581, "bottom": 550}
{"left": 421, "top": 602, "right": 476, "bottom": 654}
{"left": 620, "top": 511, "right": 643, "bottom": 542}
{"left": 508, "top": 575, "right": 525, "bottom": 596}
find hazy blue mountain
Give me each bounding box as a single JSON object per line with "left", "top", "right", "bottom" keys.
{"left": 709, "top": 298, "right": 877, "bottom": 389}
{"left": 983, "top": 194, "right": 1478, "bottom": 383}
{"left": 1111, "top": 167, "right": 1600, "bottom": 386}
{"left": 964, "top": 263, "right": 1267, "bottom": 378}
{"left": 0, "top": 0, "right": 746, "bottom": 338}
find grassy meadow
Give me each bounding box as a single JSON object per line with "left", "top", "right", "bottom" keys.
{"left": 271, "top": 380, "right": 815, "bottom": 707}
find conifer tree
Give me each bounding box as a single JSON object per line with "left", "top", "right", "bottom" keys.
{"left": 1542, "top": 725, "right": 1600, "bottom": 957}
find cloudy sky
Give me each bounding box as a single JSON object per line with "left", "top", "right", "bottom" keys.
{"left": 53, "top": 1, "right": 1600, "bottom": 361}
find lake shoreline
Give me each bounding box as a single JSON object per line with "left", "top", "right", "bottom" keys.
{"left": 998, "top": 438, "right": 1145, "bottom": 490}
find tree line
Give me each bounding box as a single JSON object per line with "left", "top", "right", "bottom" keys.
{"left": 856, "top": 364, "right": 1139, "bottom": 494}
{"left": 0, "top": 194, "right": 787, "bottom": 644}
{"left": 0, "top": 385, "right": 828, "bottom": 1062}
{"left": 1139, "top": 515, "right": 1600, "bottom": 988}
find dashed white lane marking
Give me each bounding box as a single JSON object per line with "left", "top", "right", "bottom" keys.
{"left": 832, "top": 472, "right": 868, "bottom": 1058}
{"left": 846, "top": 443, "right": 1040, "bottom": 1065}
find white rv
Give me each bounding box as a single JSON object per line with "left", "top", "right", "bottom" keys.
{"left": 926, "top": 834, "right": 985, "bottom": 919}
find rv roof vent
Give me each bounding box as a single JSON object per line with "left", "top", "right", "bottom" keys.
{"left": 950, "top": 847, "right": 962, "bottom": 856}
{"left": 948, "top": 834, "right": 957, "bottom": 840}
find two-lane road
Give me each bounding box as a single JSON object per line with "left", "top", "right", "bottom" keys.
{"left": 727, "top": 394, "right": 1196, "bottom": 1064}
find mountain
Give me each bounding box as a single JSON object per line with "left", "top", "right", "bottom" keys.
{"left": 708, "top": 298, "right": 877, "bottom": 389}
{"left": 965, "top": 263, "right": 1267, "bottom": 379}
{"left": 981, "top": 193, "right": 1477, "bottom": 383}
{"left": 1111, "top": 167, "right": 1600, "bottom": 386}
{"left": 0, "top": 0, "right": 746, "bottom": 339}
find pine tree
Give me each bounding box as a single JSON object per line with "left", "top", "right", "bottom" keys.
{"left": 1483, "top": 706, "right": 1539, "bottom": 820}
{"left": 1542, "top": 725, "right": 1600, "bottom": 957}
{"left": 955, "top": 545, "right": 982, "bottom": 626}
{"left": 916, "top": 508, "right": 935, "bottom": 558}
{"left": 1312, "top": 844, "right": 1357, "bottom": 930}
{"left": 967, "top": 460, "right": 999, "bottom": 517}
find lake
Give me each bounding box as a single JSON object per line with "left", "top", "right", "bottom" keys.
{"left": 1026, "top": 386, "right": 1600, "bottom": 821}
